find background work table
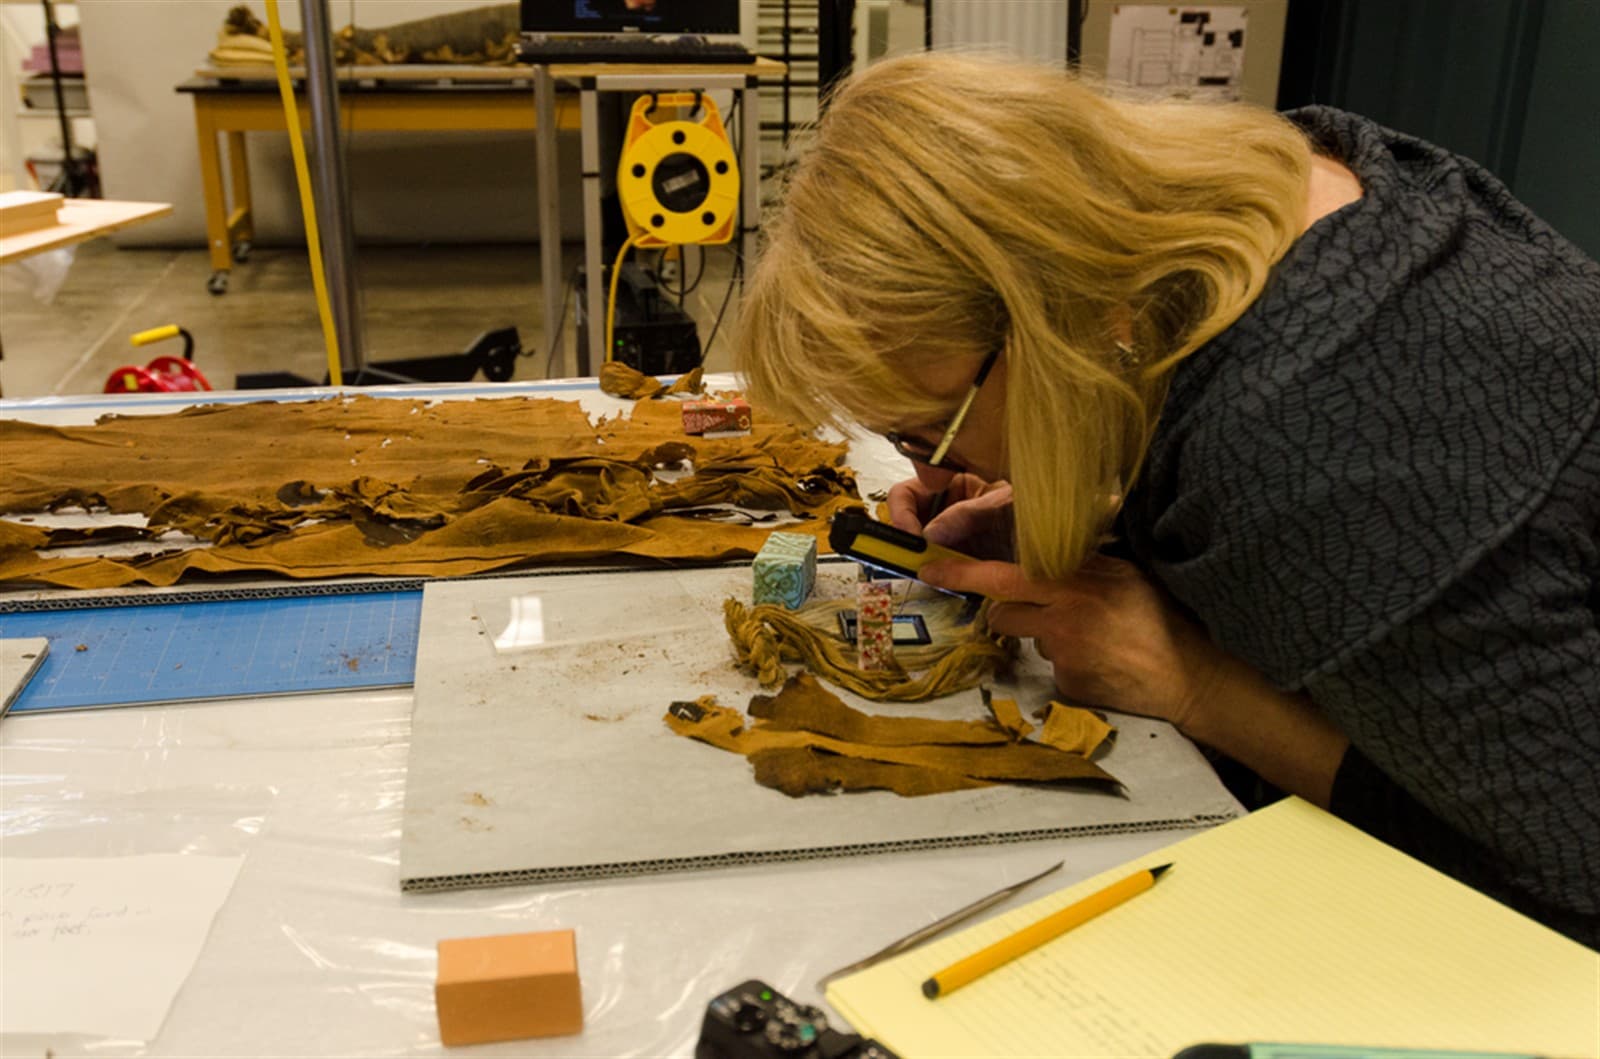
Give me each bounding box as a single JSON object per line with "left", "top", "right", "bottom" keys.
{"left": 178, "top": 70, "right": 580, "bottom": 296}
{"left": 177, "top": 59, "right": 785, "bottom": 299}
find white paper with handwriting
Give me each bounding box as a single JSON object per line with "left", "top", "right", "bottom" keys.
{"left": 1, "top": 854, "right": 244, "bottom": 1039}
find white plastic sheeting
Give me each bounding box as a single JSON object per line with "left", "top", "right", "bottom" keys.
{"left": 0, "top": 378, "right": 1239, "bottom": 1055}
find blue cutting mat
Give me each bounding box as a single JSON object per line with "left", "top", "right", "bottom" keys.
{"left": 0, "top": 591, "right": 422, "bottom": 713}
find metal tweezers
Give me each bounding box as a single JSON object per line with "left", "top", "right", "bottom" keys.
{"left": 814, "top": 860, "right": 1065, "bottom": 993}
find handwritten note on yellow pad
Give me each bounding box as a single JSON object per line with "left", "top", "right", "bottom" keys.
{"left": 826, "top": 798, "right": 1599, "bottom": 1058}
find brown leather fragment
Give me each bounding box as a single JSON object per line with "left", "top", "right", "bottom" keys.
{"left": 0, "top": 519, "right": 50, "bottom": 558}
{"left": 663, "top": 685, "right": 1118, "bottom": 797}
{"left": 1038, "top": 700, "right": 1116, "bottom": 757}
{"left": 664, "top": 367, "right": 705, "bottom": 395}
{"left": 983, "top": 688, "right": 1034, "bottom": 740}
{"left": 749, "top": 747, "right": 990, "bottom": 798}
{"left": 598, "top": 362, "right": 666, "bottom": 399}
{"left": 0, "top": 394, "right": 861, "bottom": 588}
{"left": 748, "top": 673, "right": 1011, "bottom": 746}
{"left": 597, "top": 362, "right": 704, "bottom": 400}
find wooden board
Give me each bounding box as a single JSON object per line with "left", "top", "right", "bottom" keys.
{"left": 196, "top": 63, "right": 537, "bottom": 84}
{"left": 0, "top": 191, "right": 63, "bottom": 237}
{"left": 194, "top": 56, "right": 786, "bottom": 84}
{"left": 0, "top": 199, "right": 172, "bottom": 264}
{"left": 548, "top": 56, "right": 786, "bottom": 78}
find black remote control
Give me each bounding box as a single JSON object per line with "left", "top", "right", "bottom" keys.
{"left": 695, "top": 979, "right": 899, "bottom": 1059}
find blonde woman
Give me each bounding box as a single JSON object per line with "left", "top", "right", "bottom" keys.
{"left": 735, "top": 53, "right": 1600, "bottom": 945}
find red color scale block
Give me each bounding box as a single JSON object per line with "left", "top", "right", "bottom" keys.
{"left": 682, "top": 398, "right": 752, "bottom": 435}
{"left": 857, "top": 579, "right": 895, "bottom": 671}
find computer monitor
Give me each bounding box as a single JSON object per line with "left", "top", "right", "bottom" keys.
{"left": 520, "top": 0, "right": 741, "bottom": 35}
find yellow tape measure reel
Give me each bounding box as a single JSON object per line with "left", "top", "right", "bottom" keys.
{"left": 617, "top": 92, "right": 739, "bottom": 248}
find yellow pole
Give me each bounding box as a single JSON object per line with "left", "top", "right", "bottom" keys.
{"left": 264, "top": 0, "right": 343, "bottom": 387}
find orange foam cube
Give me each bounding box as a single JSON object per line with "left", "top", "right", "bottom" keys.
{"left": 435, "top": 928, "right": 583, "bottom": 1046}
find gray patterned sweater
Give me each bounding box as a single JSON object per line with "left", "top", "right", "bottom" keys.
{"left": 1123, "top": 107, "right": 1600, "bottom": 946}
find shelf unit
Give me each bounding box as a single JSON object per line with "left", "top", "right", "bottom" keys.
{"left": 756, "top": 0, "right": 821, "bottom": 175}
{"left": 2, "top": 0, "right": 95, "bottom": 195}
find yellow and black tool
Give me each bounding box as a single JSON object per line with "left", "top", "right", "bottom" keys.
{"left": 828, "top": 509, "right": 980, "bottom": 596}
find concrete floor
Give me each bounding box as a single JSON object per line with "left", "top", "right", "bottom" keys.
{"left": 0, "top": 241, "right": 742, "bottom": 398}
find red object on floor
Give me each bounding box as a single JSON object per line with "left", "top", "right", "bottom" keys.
{"left": 103, "top": 356, "right": 213, "bottom": 394}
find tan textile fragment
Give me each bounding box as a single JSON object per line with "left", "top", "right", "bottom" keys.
{"left": 0, "top": 394, "right": 858, "bottom": 589}
{"left": 984, "top": 690, "right": 1035, "bottom": 741}
{"left": 597, "top": 363, "right": 705, "bottom": 400}
{"left": 748, "top": 673, "right": 1012, "bottom": 747}
{"left": 749, "top": 748, "right": 989, "bottom": 798}
{"left": 1037, "top": 700, "right": 1116, "bottom": 758}
{"left": 663, "top": 679, "right": 1117, "bottom": 798}
{"left": 723, "top": 598, "right": 1012, "bottom": 702}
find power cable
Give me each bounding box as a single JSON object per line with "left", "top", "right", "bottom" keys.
{"left": 701, "top": 247, "right": 744, "bottom": 360}
{"left": 538, "top": 265, "right": 581, "bottom": 378}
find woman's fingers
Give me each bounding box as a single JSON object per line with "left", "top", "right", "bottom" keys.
{"left": 886, "top": 474, "right": 1002, "bottom": 536}
{"left": 923, "top": 484, "right": 1012, "bottom": 548}
{"left": 886, "top": 480, "right": 929, "bottom": 533}
{"left": 920, "top": 558, "right": 1060, "bottom": 604}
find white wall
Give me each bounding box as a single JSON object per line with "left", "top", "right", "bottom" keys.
{"left": 75, "top": 0, "right": 616, "bottom": 246}
{"left": 932, "top": 0, "right": 1286, "bottom": 107}
{"left": 932, "top": 0, "right": 1068, "bottom": 64}
{"left": 1, "top": 6, "right": 43, "bottom": 190}
{"left": 1, "top": 4, "right": 92, "bottom": 192}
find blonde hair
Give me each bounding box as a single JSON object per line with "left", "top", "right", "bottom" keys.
{"left": 735, "top": 52, "right": 1312, "bottom": 579}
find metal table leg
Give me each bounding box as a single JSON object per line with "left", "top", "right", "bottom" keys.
{"left": 740, "top": 76, "right": 762, "bottom": 287}
{"left": 534, "top": 65, "right": 565, "bottom": 377}
{"left": 579, "top": 84, "right": 605, "bottom": 376}
{"left": 299, "top": 0, "right": 365, "bottom": 379}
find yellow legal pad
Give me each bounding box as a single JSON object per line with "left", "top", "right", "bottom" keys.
{"left": 826, "top": 798, "right": 1599, "bottom": 1058}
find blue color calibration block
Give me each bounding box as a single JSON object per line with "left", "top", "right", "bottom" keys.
{"left": 0, "top": 591, "right": 423, "bottom": 714}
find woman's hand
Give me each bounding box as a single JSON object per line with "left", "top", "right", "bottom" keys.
{"left": 920, "top": 552, "right": 1351, "bottom": 807}
{"left": 887, "top": 474, "right": 1015, "bottom": 562}
{"left": 920, "top": 553, "right": 1221, "bottom": 729}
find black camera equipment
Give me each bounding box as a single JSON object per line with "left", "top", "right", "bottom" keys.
{"left": 695, "top": 979, "right": 899, "bottom": 1059}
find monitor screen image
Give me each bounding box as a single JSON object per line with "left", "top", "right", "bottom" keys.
{"left": 521, "top": 0, "right": 741, "bottom": 35}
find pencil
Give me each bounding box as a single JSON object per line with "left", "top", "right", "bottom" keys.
{"left": 921, "top": 863, "right": 1172, "bottom": 999}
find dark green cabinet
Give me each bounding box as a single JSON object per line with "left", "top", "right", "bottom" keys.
{"left": 1281, "top": 0, "right": 1599, "bottom": 258}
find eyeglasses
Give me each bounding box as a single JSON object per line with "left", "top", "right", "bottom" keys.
{"left": 884, "top": 347, "right": 1000, "bottom": 470}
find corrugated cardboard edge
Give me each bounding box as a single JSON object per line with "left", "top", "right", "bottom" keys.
{"left": 399, "top": 812, "right": 1239, "bottom": 893}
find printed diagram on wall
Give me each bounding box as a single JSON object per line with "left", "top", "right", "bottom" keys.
{"left": 1107, "top": 6, "right": 1248, "bottom": 101}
